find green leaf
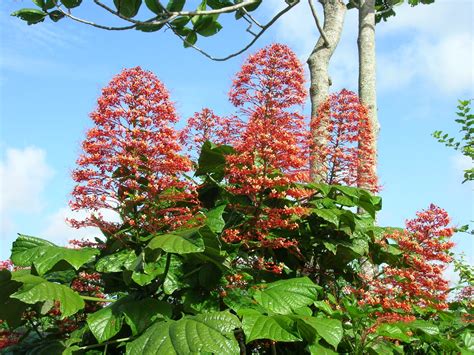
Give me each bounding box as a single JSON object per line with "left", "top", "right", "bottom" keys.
{"left": 195, "top": 19, "right": 222, "bottom": 37}
{"left": 205, "top": 204, "right": 226, "bottom": 233}
{"left": 11, "top": 275, "right": 84, "bottom": 318}
{"left": 171, "top": 16, "right": 190, "bottom": 28}
{"left": 298, "top": 317, "right": 343, "bottom": 350}
{"left": 48, "top": 10, "right": 65, "bottom": 22}
{"left": 253, "top": 277, "right": 320, "bottom": 315}
{"left": 308, "top": 343, "right": 338, "bottom": 355}
{"left": 313, "top": 301, "right": 335, "bottom": 316}
{"left": 163, "top": 255, "right": 185, "bottom": 294}
{"left": 113, "top": 0, "right": 142, "bottom": 18}
{"left": 148, "top": 228, "right": 205, "bottom": 254}
{"left": 11, "top": 235, "right": 99, "bottom": 275}
{"left": 409, "top": 320, "right": 439, "bottom": 336}
{"left": 166, "top": 0, "right": 186, "bottom": 11}
{"left": 183, "top": 31, "right": 197, "bottom": 48}
{"left": 376, "top": 323, "right": 412, "bottom": 342}
{"left": 195, "top": 141, "right": 234, "bottom": 179}
{"left": 87, "top": 304, "right": 124, "bottom": 343}
{"left": 122, "top": 299, "right": 172, "bottom": 335}
{"left": 33, "top": 0, "right": 56, "bottom": 10}
{"left": 126, "top": 311, "right": 240, "bottom": 355}
{"left": 135, "top": 23, "right": 165, "bottom": 32}
{"left": 96, "top": 250, "right": 137, "bottom": 272}
{"left": 61, "top": 0, "right": 83, "bottom": 8}
{"left": 145, "top": 0, "right": 165, "bottom": 13}
{"left": 0, "top": 270, "right": 27, "bottom": 328}
{"left": 207, "top": 0, "right": 232, "bottom": 9}
{"left": 241, "top": 311, "right": 302, "bottom": 343}
{"left": 313, "top": 209, "right": 339, "bottom": 226}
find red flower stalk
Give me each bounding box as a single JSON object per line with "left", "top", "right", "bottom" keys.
{"left": 311, "top": 89, "right": 378, "bottom": 192}
{"left": 180, "top": 108, "right": 242, "bottom": 156}
{"left": 225, "top": 43, "right": 310, "bottom": 250}
{"left": 69, "top": 67, "right": 197, "bottom": 235}
{"left": 356, "top": 204, "right": 455, "bottom": 321}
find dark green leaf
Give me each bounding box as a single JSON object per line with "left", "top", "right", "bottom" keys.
{"left": 183, "top": 31, "right": 197, "bottom": 47}
{"left": 166, "top": 0, "right": 186, "bottom": 11}
{"left": 136, "top": 23, "right": 165, "bottom": 32}
{"left": 61, "top": 0, "right": 83, "bottom": 8}
{"left": 122, "top": 299, "right": 172, "bottom": 334}
{"left": 126, "top": 311, "right": 240, "bottom": 354}
{"left": 298, "top": 317, "right": 343, "bottom": 350}
{"left": 145, "top": 0, "right": 165, "bottom": 13}
{"left": 113, "top": 0, "right": 142, "bottom": 18}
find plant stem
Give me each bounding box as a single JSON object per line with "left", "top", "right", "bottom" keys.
{"left": 271, "top": 341, "right": 277, "bottom": 355}
{"left": 77, "top": 337, "right": 132, "bottom": 350}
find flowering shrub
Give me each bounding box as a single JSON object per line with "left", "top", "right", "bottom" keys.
{"left": 312, "top": 89, "right": 378, "bottom": 192}
{"left": 69, "top": 67, "right": 198, "bottom": 235}
{"left": 0, "top": 45, "right": 471, "bottom": 354}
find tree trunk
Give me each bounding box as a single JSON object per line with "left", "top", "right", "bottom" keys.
{"left": 357, "top": 0, "right": 379, "bottom": 190}
{"left": 308, "top": 0, "right": 347, "bottom": 181}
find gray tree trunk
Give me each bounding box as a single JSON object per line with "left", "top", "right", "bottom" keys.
{"left": 308, "top": 0, "right": 347, "bottom": 180}
{"left": 357, "top": 0, "right": 379, "bottom": 190}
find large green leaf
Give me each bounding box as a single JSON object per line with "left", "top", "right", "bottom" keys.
{"left": 0, "top": 270, "right": 27, "bottom": 328}
{"left": 241, "top": 311, "right": 301, "bottom": 343}
{"left": 11, "top": 235, "right": 98, "bottom": 275}
{"left": 205, "top": 204, "right": 226, "bottom": 233}
{"left": 308, "top": 343, "right": 338, "bottom": 355}
{"left": 122, "top": 299, "right": 172, "bottom": 335}
{"left": 195, "top": 141, "right": 234, "bottom": 179}
{"left": 408, "top": 320, "right": 439, "bottom": 336}
{"left": 96, "top": 250, "right": 137, "bottom": 272}
{"left": 312, "top": 209, "right": 339, "bottom": 226}
{"left": 163, "top": 255, "right": 185, "bottom": 294}
{"left": 126, "top": 311, "right": 240, "bottom": 355}
{"left": 253, "top": 277, "right": 320, "bottom": 315}
{"left": 11, "top": 274, "right": 84, "bottom": 318}
{"left": 298, "top": 317, "right": 343, "bottom": 350}
{"left": 148, "top": 228, "right": 205, "bottom": 254}
{"left": 376, "top": 323, "right": 412, "bottom": 342}
{"left": 87, "top": 303, "right": 124, "bottom": 343}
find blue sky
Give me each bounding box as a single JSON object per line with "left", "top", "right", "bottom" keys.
{"left": 0, "top": 0, "right": 472, "bottom": 280}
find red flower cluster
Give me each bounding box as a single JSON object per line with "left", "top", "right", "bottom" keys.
{"left": 0, "top": 321, "right": 20, "bottom": 350}
{"left": 0, "top": 260, "right": 13, "bottom": 271}
{"left": 311, "top": 89, "right": 378, "bottom": 192}
{"left": 69, "top": 67, "right": 197, "bottom": 235}
{"left": 225, "top": 44, "right": 311, "bottom": 249}
{"left": 180, "top": 108, "right": 242, "bottom": 156}
{"left": 356, "top": 204, "right": 454, "bottom": 321}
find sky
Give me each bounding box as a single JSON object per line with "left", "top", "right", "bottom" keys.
{"left": 0, "top": 0, "right": 473, "bottom": 282}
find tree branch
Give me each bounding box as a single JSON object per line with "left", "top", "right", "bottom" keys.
{"left": 169, "top": 1, "right": 299, "bottom": 62}
{"left": 308, "top": 0, "right": 329, "bottom": 47}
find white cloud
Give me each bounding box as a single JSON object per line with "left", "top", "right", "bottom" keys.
{"left": 41, "top": 207, "right": 121, "bottom": 246}
{"left": 265, "top": 0, "right": 473, "bottom": 95}
{"left": 0, "top": 146, "right": 54, "bottom": 216}
{"left": 452, "top": 153, "right": 472, "bottom": 172}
